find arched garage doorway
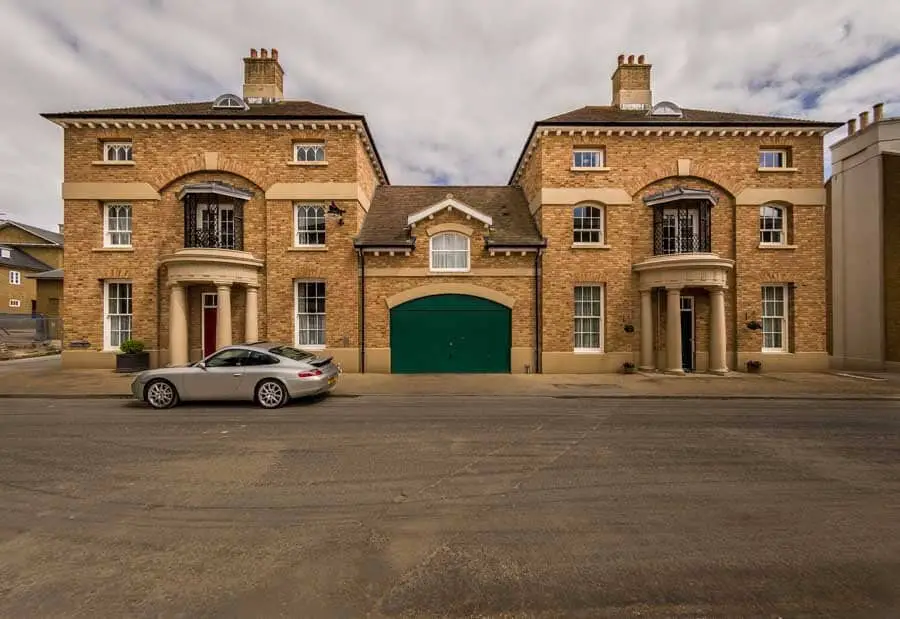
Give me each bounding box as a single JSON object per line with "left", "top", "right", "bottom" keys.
{"left": 390, "top": 294, "right": 511, "bottom": 373}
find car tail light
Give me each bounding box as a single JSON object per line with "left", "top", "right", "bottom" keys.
{"left": 297, "top": 369, "right": 323, "bottom": 378}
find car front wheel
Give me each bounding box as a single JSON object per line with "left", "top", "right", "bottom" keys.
{"left": 145, "top": 379, "right": 179, "bottom": 409}
{"left": 255, "top": 379, "right": 288, "bottom": 409}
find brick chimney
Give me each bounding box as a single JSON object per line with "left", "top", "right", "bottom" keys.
{"left": 243, "top": 47, "right": 284, "bottom": 103}
{"left": 611, "top": 53, "right": 652, "bottom": 110}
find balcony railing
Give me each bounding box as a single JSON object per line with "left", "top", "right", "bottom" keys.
{"left": 652, "top": 204, "right": 712, "bottom": 256}
{"left": 183, "top": 193, "right": 244, "bottom": 251}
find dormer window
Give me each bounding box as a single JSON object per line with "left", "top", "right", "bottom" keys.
{"left": 649, "top": 101, "right": 683, "bottom": 117}
{"left": 103, "top": 141, "right": 132, "bottom": 162}
{"left": 212, "top": 93, "right": 249, "bottom": 110}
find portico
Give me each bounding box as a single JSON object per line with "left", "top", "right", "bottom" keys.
{"left": 161, "top": 248, "right": 263, "bottom": 366}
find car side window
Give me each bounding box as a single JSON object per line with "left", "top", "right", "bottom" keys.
{"left": 205, "top": 349, "right": 250, "bottom": 368}
{"left": 247, "top": 351, "right": 279, "bottom": 366}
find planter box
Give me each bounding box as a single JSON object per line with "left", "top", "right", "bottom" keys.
{"left": 746, "top": 363, "right": 762, "bottom": 374}
{"left": 116, "top": 351, "right": 150, "bottom": 373}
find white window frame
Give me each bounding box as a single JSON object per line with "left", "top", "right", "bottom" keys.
{"left": 294, "top": 143, "right": 326, "bottom": 163}
{"left": 573, "top": 204, "right": 605, "bottom": 244}
{"left": 197, "top": 201, "right": 237, "bottom": 249}
{"left": 9, "top": 270, "right": 21, "bottom": 285}
{"left": 759, "top": 204, "right": 786, "bottom": 245}
{"left": 574, "top": 285, "right": 604, "bottom": 353}
{"left": 103, "top": 141, "right": 133, "bottom": 162}
{"left": 295, "top": 280, "right": 326, "bottom": 349}
{"left": 761, "top": 284, "right": 789, "bottom": 353}
{"left": 294, "top": 204, "right": 326, "bottom": 247}
{"left": 759, "top": 148, "right": 788, "bottom": 169}
{"left": 572, "top": 148, "right": 605, "bottom": 169}
{"left": 103, "top": 280, "right": 133, "bottom": 351}
{"left": 103, "top": 203, "right": 133, "bottom": 247}
{"left": 429, "top": 232, "right": 470, "bottom": 273}
{"left": 9, "top": 299, "right": 21, "bottom": 308}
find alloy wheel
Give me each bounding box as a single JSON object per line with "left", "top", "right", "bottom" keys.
{"left": 146, "top": 380, "right": 176, "bottom": 409}
{"left": 257, "top": 381, "right": 286, "bottom": 408}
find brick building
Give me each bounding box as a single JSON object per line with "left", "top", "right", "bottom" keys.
{"left": 0, "top": 221, "right": 63, "bottom": 316}
{"left": 43, "top": 49, "right": 839, "bottom": 373}
{"left": 828, "top": 103, "right": 900, "bottom": 370}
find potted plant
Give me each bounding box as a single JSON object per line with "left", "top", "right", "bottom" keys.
{"left": 746, "top": 359, "right": 762, "bottom": 373}
{"left": 746, "top": 320, "right": 763, "bottom": 331}
{"left": 622, "top": 361, "right": 636, "bottom": 374}
{"left": 116, "top": 339, "right": 150, "bottom": 373}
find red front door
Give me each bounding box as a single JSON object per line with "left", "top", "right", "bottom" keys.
{"left": 202, "top": 293, "right": 218, "bottom": 357}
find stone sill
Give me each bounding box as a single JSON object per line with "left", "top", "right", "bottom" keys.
{"left": 92, "top": 161, "right": 135, "bottom": 166}
{"left": 757, "top": 167, "right": 799, "bottom": 173}
{"left": 288, "top": 246, "right": 328, "bottom": 252}
{"left": 571, "top": 243, "right": 612, "bottom": 250}
{"left": 92, "top": 247, "right": 134, "bottom": 252}
{"left": 573, "top": 349, "right": 604, "bottom": 355}
{"left": 287, "top": 161, "right": 328, "bottom": 166}
{"left": 570, "top": 167, "right": 611, "bottom": 172}
{"left": 758, "top": 243, "right": 798, "bottom": 250}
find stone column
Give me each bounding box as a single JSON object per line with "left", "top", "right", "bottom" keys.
{"left": 709, "top": 287, "right": 728, "bottom": 375}
{"left": 168, "top": 283, "right": 188, "bottom": 366}
{"left": 665, "top": 287, "right": 684, "bottom": 375}
{"left": 245, "top": 286, "right": 259, "bottom": 343}
{"left": 639, "top": 289, "right": 655, "bottom": 370}
{"left": 216, "top": 283, "right": 232, "bottom": 349}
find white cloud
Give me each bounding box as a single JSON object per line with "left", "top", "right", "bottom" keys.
{"left": 0, "top": 0, "right": 898, "bottom": 228}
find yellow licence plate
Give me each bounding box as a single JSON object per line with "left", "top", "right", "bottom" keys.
{"left": 328, "top": 376, "right": 336, "bottom": 386}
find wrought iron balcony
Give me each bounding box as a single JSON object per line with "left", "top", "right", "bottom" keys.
{"left": 179, "top": 182, "right": 250, "bottom": 251}
{"left": 647, "top": 188, "right": 715, "bottom": 256}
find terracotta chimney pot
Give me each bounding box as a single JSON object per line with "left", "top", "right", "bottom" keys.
{"left": 627, "top": 54, "right": 635, "bottom": 64}
{"left": 874, "top": 102, "right": 884, "bottom": 122}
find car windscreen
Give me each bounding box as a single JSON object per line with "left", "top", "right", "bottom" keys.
{"left": 268, "top": 346, "right": 317, "bottom": 362}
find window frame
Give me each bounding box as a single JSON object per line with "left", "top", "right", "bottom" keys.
{"left": 103, "top": 280, "right": 133, "bottom": 351}
{"left": 761, "top": 284, "right": 789, "bottom": 353}
{"left": 759, "top": 203, "right": 786, "bottom": 245}
{"left": 9, "top": 270, "right": 21, "bottom": 285}
{"left": 102, "top": 141, "right": 133, "bottom": 162}
{"left": 8, "top": 299, "right": 21, "bottom": 308}
{"left": 572, "top": 148, "right": 606, "bottom": 170}
{"left": 429, "top": 231, "right": 471, "bottom": 273}
{"left": 759, "top": 148, "right": 789, "bottom": 169}
{"left": 293, "top": 142, "right": 326, "bottom": 163}
{"left": 295, "top": 280, "right": 326, "bottom": 349}
{"left": 294, "top": 204, "right": 327, "bottom": 247}
{"left": 103, "top": 203, "right": 133, "bottom": 248}
{"left": 574, "top": 284, "right": 604, "bottom": 353}
{"left": 573, "top": 204, "right": 605, "bottom": 245}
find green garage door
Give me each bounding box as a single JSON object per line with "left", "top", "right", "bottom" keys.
{"left": 390, "top": 294, "right": 511, "bottom": 373}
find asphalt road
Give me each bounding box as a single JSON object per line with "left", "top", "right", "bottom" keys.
{"left": 1, "top": 396, "right": 898, "bottom": 618}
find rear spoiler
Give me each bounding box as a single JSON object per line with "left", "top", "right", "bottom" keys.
{"left": 310, "top": 356, "right": 333, "bottom": 367}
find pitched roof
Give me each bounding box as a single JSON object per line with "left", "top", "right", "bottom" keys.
{"left": 0, "top": 220, "right": 63, "bottom": 245}
{"left": 28, "top": 268, "right": 63, "bottom": 280}
{"left": 356, "top": 186, "right": 543, "bottom": 247}
{"left": 540, "top": 106, "right": 844, "bottom": 127}
{"left": 0, "top": 246, "right": 54, "bottom": 272}
{"left": 41, "top": 99, "right": 360, "bottom": 120}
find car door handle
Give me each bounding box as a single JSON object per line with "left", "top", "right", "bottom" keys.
{"left": 232, "top": 373, "right": 241, "bottom": 377}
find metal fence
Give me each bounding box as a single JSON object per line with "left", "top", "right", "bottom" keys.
{"left": 0, "top": 314, "right": 63, "bottom": 347}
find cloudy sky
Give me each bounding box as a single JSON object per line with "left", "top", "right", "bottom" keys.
{"left": 1, "top": 0, "right": 898, "bottom": 230}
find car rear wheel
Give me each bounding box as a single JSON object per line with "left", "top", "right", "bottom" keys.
{"left": 145, "top": 379, "right": 179, "bottom": 409}
{"left": 255, "top": 379, "right": 288, "bottom": 409}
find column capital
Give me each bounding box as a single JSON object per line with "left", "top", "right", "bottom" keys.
{"left": 214, "top": 281, "right": 232, "bottom": 289}
{"left": 167, "top": 281, "right": 185, "bottom": 290}
{"left": 708, "top": 286, "right": 726, "bottom": 295}
{"left": 666, "top": 286, "right": 683, "bottom": 294}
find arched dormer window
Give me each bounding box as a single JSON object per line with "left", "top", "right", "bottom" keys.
{"left": 430, "top": 232, "right": 470, "bottom": 272}
{"left": 649, "top": 100, "right": 683, "bottom": 117}
{"left": 573, "top": 204, "right": 605, "bottom": 244}
{"left": 212, "top": 93, "right": 249, "bottom": 110}
{"left": 759, "top": 203, "right": 786, "bottom": 245}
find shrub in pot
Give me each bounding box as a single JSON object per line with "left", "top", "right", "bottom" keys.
{"left": 116, "top": 339, "right": 150, "bottom": 373}
{"left": 622, "top": 361, "right": 636, "bottom": 374}
{"left": 746, "top": 359, "right": 762, "bottom": 373}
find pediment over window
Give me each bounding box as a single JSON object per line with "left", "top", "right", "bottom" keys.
{"left": 643, "top": 186, "right": 717, "bottom": 207}
{"left": 406, "top": 195, "right": 493, "bottom": 227}
{"left": 177, "top": 181, "right": 254, "bottom": 202}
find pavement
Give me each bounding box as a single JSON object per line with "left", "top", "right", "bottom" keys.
{"left": 3, "top": 355, "right": 900, "bottom": 399}
{"left": 1, "top": 396, "right": 898, "bottom": 617}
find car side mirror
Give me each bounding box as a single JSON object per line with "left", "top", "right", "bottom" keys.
{"left": 196, "top": 361, "right": 207, "bottom": 370}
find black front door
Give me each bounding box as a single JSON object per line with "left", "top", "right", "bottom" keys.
{"left": 680, "top": 296, "right": 694, "bottom": 371}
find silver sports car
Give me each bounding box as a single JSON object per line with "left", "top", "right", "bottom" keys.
{"left": 131, "top": 342, "right": 341, "bottom": 409}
